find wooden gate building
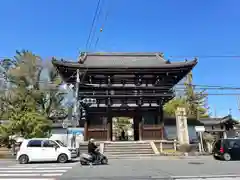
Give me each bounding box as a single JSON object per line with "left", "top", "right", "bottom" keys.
{"left": 52, "top": 52, "right": 197, "bottom": 141}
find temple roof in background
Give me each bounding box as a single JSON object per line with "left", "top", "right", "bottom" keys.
{"left": 199, "top": 115, "right": 239, "bottom": 125}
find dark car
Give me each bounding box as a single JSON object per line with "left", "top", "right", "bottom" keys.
{"left": 212, "top": 138, "right": 240, "bottom": 161}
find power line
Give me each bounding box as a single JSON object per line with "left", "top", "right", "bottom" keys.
{"left": 88, "top": 0, "right": 105, "bottom": 51}
{"left": 1, "top": 88, "right": 240, "bottom": 96}
{"left": 2, "top": 79, "right": 240, "bottom": 90}
{"left": 93, "top": 0, "right": 111, "bottom": 50}
{"left": 85, "top": 0, "right": 102, "bottom": 52}
{"left": 3, "top": 54, "right": 240, "bottom": 62}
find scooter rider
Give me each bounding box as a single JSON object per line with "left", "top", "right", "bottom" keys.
{"left": 88, "top": 138, "right": 99, "bottom": 161}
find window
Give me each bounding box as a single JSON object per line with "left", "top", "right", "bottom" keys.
{"left": 43, "top": 140, "right": 58, "bottom": 148}
{"left": 27, "top": 140, "right": 42, "bottom": 147}
{"left": 56, "top": 140, "right": 67, "bottom": 147}
{"left": 227, "top": 139, "right": 240, "bottom": 148}
{"left": 214, "top": 140, "right": 221, "bottom": 149}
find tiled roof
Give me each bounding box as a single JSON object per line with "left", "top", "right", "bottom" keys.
{"left": 79, "top": 52, "right": 166, "bottom": 67}
{"left": 199, "top": 115, "right": 239, "bottom": 125}
{"left": 52, "top": 52, "right": 197, "bottom": 68}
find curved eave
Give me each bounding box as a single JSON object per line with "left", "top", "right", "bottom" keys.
{"left": 52, "top": 59, "right": 197, "bottom": 70}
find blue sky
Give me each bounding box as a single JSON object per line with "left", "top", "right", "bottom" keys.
{"left": 1, "top": 0, "right": 240, "bottom": 118}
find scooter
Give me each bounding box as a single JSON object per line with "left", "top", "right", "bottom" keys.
{"left": 80, "top": 148, "right": 108, "bottom": 165}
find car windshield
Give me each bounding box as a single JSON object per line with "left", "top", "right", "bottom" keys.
{"left": 56, "top": 140, "right": 67, "bottom": 147}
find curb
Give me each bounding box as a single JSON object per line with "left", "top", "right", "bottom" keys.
{"left": 160, "top": 153, "right": 211, "bottom": 156}
{"left": 170, "top": 174, "right": 240, "bottom": 179}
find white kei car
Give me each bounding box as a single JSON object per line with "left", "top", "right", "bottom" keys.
{"left": 16, "top": 138, "right": 73, "bottom": 164}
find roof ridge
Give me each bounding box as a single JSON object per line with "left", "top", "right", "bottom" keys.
{"left": 86, "top": 52, "right": 164, "bottom": 56}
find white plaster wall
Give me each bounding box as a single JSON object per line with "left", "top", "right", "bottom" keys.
{"left": 50, "top": 128, "right": 84, "bottom": 148}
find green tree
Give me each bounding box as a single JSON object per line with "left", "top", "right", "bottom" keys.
{"left": 0, "top": 50, "right": 66, "bottom": 139}
{"left": 1, "top": 51, "right": 66, "bottom": 120}
{"left": 1, "top": 83, "right": 52, "bottom": 138}
{"left": 163, "top": 97, "right": 187, "bottom": 117}
{"left": 184, "top": 71, "right": 209, "bottom": 118}
{"left": 164, "top": 71, "right": 209, "bottom": 118}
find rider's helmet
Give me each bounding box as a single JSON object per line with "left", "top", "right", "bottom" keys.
{"left": 89, "top": 138, "right": 95, "bottom": 143}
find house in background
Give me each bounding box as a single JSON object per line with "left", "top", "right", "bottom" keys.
{"left": 163, "top": 115, "right": 240, "bottom": 142}
{"left": 199, "top": 115, "right": 239, "bottom": 138}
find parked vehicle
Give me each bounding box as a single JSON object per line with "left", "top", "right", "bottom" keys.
{"left": 80, "top": 149, "right": 108, "bottom": 165}
{"left": 212, "top": 138, "right": 240, "bottom": 161}
{"left": 16, "top": 138, "right": 74, "bottom": 164}
{"left": 55, "top": 140, "right": 78, "bottom": 158}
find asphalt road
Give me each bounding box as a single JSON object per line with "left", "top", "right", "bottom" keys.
{"left": 61, "top": 156, "right": 240, "bottom": 180}
{"left": 1, "top": 156, "right": 240, "bottom": 180}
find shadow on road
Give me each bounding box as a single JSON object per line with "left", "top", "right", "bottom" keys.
{"left": 188, "top": 161, "right": 205, "bottom": 165}
{"left": 27, "top": 159, "right": 79, "bottom": 164}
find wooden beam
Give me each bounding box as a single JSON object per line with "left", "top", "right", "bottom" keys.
{"left": 84, "top": 117, "right": 88, "bottom": 141}
{"left": 107, "top": 113, "right": 112, "bottom": 141}
{"left": 80, "top": 94, "right": 173, "bottom": 98}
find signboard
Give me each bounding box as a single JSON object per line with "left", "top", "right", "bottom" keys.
{"left": 67, "top": 128, "right": 84, "bottom": 135}
{"left": 195, "top": 126, "right": 205, "bottom": 132}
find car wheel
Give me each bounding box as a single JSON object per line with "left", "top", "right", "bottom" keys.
{"left": 18, "top": 155, "right": 29, "bottom": 164}
{"left": 223, "top": 153, "right": 231, "bottom": 161}
{"left": 57, "top": 154, "right": 68, "bottom": 163}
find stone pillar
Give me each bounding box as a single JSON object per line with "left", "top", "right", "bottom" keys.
{"left": 107, "top": 115, "right": 112, "bottom": 141}
{"left": 175, "top": 107, "right": 189, "bottom": 144}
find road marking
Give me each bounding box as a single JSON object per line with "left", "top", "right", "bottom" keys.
{"left": 0, "top": 170, "right": 67, "bottom": 173}
{"left": 0, "top": 173, "right": 63, "bottom": 177}
{"left": 10, "top": 164, "right": 64, "bottom": 167}
{"left": 171, "top": 175, "right": 240, "bottom": 180}
{"left": 0, "top": 164, "right": 74, "bottom": 178}
{"left": 175, "top": 178, "right": 240, "bottom": 180}
{"left": 0, "top": 179, "right": 55, "bottom": 180}
{"left": 0, "top": 167, "right": 72, "bottom": 170}
{"left": 42, "top": 174, "right": 63, "bottom": 177}
{"left": 0, "top": 174, "right": 42, "bottom": 177}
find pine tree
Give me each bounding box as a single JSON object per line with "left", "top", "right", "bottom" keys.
{"left": 184, "top": 71, "right": 209, "bottom": 118}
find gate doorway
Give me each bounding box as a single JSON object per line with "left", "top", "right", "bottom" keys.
{"left": 112, "top": 117, "right": 139, "bottom": 141}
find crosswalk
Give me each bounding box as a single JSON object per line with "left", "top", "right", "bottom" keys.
{"left": 0, "top": 163, "right": 76, "bottom": 180}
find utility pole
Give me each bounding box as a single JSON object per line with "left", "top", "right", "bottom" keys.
{"left": 73, "top": 69, "right": 80, "bottom": 127}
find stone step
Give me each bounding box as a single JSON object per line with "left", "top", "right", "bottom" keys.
{"left": 105, "top": 143, "right": 150, "bottom": 147}
{"left": 105, "top": 149, "right": 154, "bottom": 154}
{"left": 104, "top": 148, "right": 152, "bottom": 152}
{"left": 105, "top": 146, "right": 151, "bottom": 149}
{"left": 104, "top": 142, "right": 154, "bottom": 157}
{"left": 107, "top": 154, "right": 158, "bottom": 159}
{"left": 104, "top": 152, "right": 154, "bottom": 157}
{"left": 106, "top": 145, "right": 150, "bottom": 148}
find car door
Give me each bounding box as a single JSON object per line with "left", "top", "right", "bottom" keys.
{"left": 42, "top": 140, "right": 59, "bottom": 161}
{"left": 26, "top": 140, "right": 43, "bottom": 161}
{"left": 232, "top": 139, "right": 240, "bottom": 160}
{"left": 227, "top": 140, "right": 240, "bottom": 160}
